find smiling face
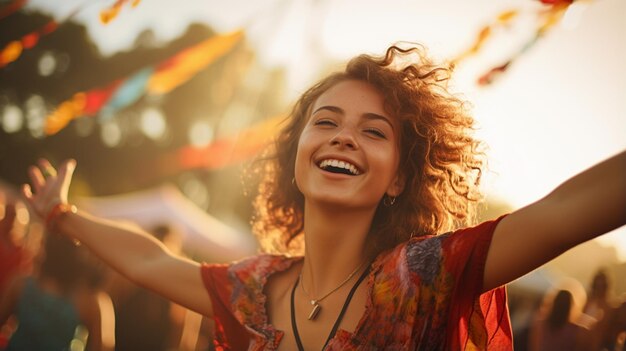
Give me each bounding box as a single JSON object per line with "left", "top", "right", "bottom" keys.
{"left": 294, "top": 79, "right": 404, "bottom": 210}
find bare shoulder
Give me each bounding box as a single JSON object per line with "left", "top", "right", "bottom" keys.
{"left": 263, "top": 258, "right": 301, "bottom": 334}
{"left": 264, "top": 259, "right": 302, "bottom": 304}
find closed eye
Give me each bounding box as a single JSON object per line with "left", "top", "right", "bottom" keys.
{"left": 314, "top": 119, "right": 337, "bottom": 127}
{"left": 365, "top": 128, "right": 386, "bottom": 139}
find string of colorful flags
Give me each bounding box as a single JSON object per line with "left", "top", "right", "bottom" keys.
{"left": 0, "top": 0, "right": 140, "bottom": 69}
{"left": 1, "top": 0, "right": 265, "bottom": 171}
{"left": 0, "top": 0, "right": 591, "bottom": 172}
{"left": 451, "top": 0, "right": 578, "bottom": 86}
{"left": 0, "top": 16, "right": 62, "bottom": 69}
{"left": 44, "top": 30, "right": 244, "bottom": 135}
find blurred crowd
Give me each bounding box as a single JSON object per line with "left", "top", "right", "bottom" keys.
{"left": 0, "top": 184, "right": 216, "bottom": 351}
{"left": 508, "top": 266, "right": 626, "bottom": 350}
{"left": 1, "top": 181, "right": 625, "bottom": 350}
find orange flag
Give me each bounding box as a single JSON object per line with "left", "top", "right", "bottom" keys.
{"left": 44, "top": 93, "right": 87, "bottom": 135}
{"left": 100, "top": 0, "right": 142, "bottom": 24}
{"left": 177, "top": 115, "right": 284, "bottom": 170}
{"left": 147, "top": 30, "right": 244, "bottom": 95}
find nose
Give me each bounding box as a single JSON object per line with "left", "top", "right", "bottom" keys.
{"left": 329, "top": 127, "right": 358, "bottom": 149}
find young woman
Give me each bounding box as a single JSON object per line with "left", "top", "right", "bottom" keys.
{"left": 22, "top": 45, "right": 625, "bottom": 350}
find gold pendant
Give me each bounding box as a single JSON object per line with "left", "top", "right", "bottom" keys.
{"left": 308, "top": 300, "right": 321, "bottom": 320}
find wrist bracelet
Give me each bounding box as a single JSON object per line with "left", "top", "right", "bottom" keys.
{"left": 45, "top": 203, "right": 77, "bottom": 232}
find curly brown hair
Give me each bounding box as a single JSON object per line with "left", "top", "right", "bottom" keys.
{"left": 252, "top": 44, "right": 485, "bottom": 256}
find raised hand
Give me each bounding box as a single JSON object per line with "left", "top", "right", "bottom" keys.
{"left": 22, "top": 159, "right": 76, "bottom": 220}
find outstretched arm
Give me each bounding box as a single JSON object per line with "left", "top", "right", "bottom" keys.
{"left": 483, "top": 150, "right": 626, "bottom": 292}
{"left": 22, "top": 159, "right": 213, "bottom": 317}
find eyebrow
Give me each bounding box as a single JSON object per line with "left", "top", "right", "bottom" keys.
{"left": 312, "top": 105, "right": 395, "bottom": 131}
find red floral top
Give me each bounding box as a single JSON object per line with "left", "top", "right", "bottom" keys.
{"left": 201, "top": 218, "right": 513, "bottom": 350}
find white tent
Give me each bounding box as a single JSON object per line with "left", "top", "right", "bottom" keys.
{"left": 77, "top": 184, "right": 257, "bottom": 263}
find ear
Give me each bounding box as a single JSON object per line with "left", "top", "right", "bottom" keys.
{"left": 386, "top": 172, "right": 405, "bottom": 197}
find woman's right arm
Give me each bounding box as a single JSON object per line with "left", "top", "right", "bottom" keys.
{"left": 22, "top": 159, "right": 213, "bottom": 317}
{"left": 61, "top": 211, "right": 212, "bottom": 317}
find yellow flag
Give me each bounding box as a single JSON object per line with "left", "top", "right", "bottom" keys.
{"left": 0, "top": 41, "right": 23, "bottom": 67}
{"left": 45, "top": 93, "right": 86, "bottom": 135}
{"left": 147, "top": 30, "right": 244, "bottom": 95}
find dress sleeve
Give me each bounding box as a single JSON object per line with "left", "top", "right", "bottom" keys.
{"left": 200, "top": 263, "right": 251, "bottom": 351}
{"left": 442, "top": 216, "right": 512, "bottom": 350}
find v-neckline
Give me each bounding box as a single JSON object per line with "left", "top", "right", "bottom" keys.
{"left": 244, "top": 254, "right": 381, "bottom": 349}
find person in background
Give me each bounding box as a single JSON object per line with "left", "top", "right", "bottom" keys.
{"left": 0, "top": 189, "right": 32, "bottom": 293}
{"left": 530, "top": 282, "right": 592, "bottom": 351}
{"left": 605, "top": 299, "right": 626, "bottom": 351}
{"left": 0, "top": 187, "right": 37, "bottom": 348}
{"left": 0, "top": 233, "right": 115, "bottom": 351}
{"left": 584, "top": 269, "right": 617, "bottom": 350}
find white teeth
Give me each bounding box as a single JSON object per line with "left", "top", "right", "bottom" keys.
{"left": 318, "top": 159, "right": 360, "bottom": 175}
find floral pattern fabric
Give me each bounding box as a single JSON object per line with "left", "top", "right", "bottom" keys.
{"left": 201, "top": 217, "right": 512, "bottom": 350}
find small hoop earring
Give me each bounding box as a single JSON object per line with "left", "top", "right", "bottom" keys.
{"left": 383, "top": 195, "right": 396, "bottom": 207}
{"left": 292, "top": 177, "right": 296, "bottom": 187}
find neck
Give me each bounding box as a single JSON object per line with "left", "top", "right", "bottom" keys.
{"left": 300, "top": 200, "right": 376, "bottom": 297}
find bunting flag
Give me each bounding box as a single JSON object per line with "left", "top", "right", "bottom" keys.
{"left": 100, "top": 0, "right": 142, "bottom": 24}
{"left": 44, "top": 30, "right": 244, "bottom": 135}
{"left": 83, "top": 80, "right": 124, "bottom": 115}
{"left": 450, "top": 10, "right": 519, "bottom": 67}
{"left": 0, "top": 20, "right": 59, "bottom": 68}
{"left": 44, "top": 80, "right": 123, "bottom": 135}
{"left": 100, "top": 67, "right": 153, "bottom": 119}
{"left": 0, "top": 0, "right": 27, "bottom": 20}
{"left": 477, "top": 2, "right": 571, "bottom": 85}
{"left": 132, "top": 115, "right": 285, "bottom": 182}
{"left": 450, "top": 0, "right": 579, "bottom": 86}
{"left": 163, "top": 115, "right": 285, "bottom": 175}
{"left": 0, "top": 0, "right": 138, "bottom": 69}
{"left": 147, "top": 30, "right": 244, "bottom": 95}
{"left": 44, "top": 92, "right": 87, "bottom": 135}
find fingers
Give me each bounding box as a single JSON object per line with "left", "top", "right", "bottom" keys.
{"left": 23, "top": 159, "right": 76, "bottom": 219}
{"left": 58, "top": 159, "right": 76, "bottom": 191}
{"left": 25, "top": 158, "right": 76, "bottom": 196}
{"left": 21, "top": 184, "right": 41, "bottom": 216}
{"left": 38, "top": 159, "right": 57, "bottom": 178}
{"left": 28, "top": 165, "right": 45, "bottom": 192}
{"left": 22, "top": 184, "right": 33, "bottom": 200}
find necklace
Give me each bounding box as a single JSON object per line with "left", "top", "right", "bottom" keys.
{"left": 290, "top": 264, "right": 371, "bottom": 351}
{"left": 299, "top": 261, "right": 365, "bottom": 321}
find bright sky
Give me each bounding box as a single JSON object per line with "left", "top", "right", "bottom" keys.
{"left": 26, "top": 0, "right": 626, "bottom": 259}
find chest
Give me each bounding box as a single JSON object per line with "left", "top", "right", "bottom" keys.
{"left": 266, "top": 275, "right": 369, "bottom": 351}
{"left": 221, "top": 252, "right": 459, "bottom": 350}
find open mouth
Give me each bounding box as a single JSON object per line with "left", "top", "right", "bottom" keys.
{"left": 318, "top": 159, "right": 361, "bottom": 175}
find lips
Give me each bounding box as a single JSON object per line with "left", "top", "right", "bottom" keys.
{"left": 317, "top": 158, "right": 361, "bottom": 175}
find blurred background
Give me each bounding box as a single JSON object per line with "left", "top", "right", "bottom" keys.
{"left": 1, "top": 0, "right": 625, "bottom": 350}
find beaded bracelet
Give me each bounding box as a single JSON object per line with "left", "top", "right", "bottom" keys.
{"left": 45, "top": 202, "right": 77, "bottom": 232}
